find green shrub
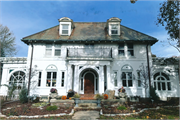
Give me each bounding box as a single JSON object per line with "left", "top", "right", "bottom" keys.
{"left": 150, "top": 87, "right": 159, "bottom": 102}
{"left": 19, "top": 87, "right": 28, "bottom": 103}
{"left": 46, "top": 105, "right": 58, "bottom": 111}
{"left": 117, "top": 105, "right": 127, "bottom": 110}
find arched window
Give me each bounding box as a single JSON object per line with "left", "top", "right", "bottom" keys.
{"left": 153, "top": 72, "right": 171, "bottom": 91}
{"left": 9, "top": 71, "right": 25, "bottom": 89}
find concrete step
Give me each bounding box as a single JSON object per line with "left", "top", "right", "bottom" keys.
{"left": 78, "top": 103, "right": 97, "bottom": 107}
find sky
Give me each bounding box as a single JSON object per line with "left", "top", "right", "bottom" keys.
{"left": 0, "top": 0, "right": 179, "bottom": 57}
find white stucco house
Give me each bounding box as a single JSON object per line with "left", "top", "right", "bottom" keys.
{"left": 0, "top": 17, "right": 179, "bottom": 100}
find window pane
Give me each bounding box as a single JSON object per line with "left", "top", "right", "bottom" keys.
{"left": 46, "top": 49, "right": 52, "bottom": 56}
{"left": 167, "top": 82, "right": 171, "bottom": 90}
{"left": 162, "top": 82, "right": 166, "bottom": 90}
{"left": 114, "top": 72, "right": 117, "bottom": 87}
{"left": 61, "top": 72, "right": 65, "bottom": 87}
{"left": 81, "top": 78, "right": 83, "bottom": 90}
{"left": 62, "top": 30, "right": 68, "bottom": 34}
{"left": 128, "top": 50, "right": 134, "bottom": 56}
{"left": 118, "top": 50, "right": 125, "bottom": 56}
{"left": 122, "top": 72, "right": 126, "bottom": 79}
{"left": 38, "top": 72, "right": 41, "bottom": 87}
{"left": 127, "top": 72, "right": 132, "bottom": 80}
{"left": 111, "top": 30, "right": 118, "bottom": 34}
{"left": 62, "top": 24, "right": 68, "bottom": 29}
{"left": 118, "top": 44, "right": 124, "bottom": 49}
{"left": 46, "top": 72, "right": 51, "bottom": 87}
{"left": 111, "top": 24, "right": 118, "bottom": 29}
{"left": 123, "top": 80, "right": 126, "bottom": 86}
{"left": 161, "top": 77, "right": 165, "bottom": 80}
{"left": 154, "top": 82, "right": 156, "bottom": 90}
{"left": 55, "top": 49, "right": 61, "bottom": 56}
{"left": 52, "top": 72, "right": 57, "bottom": 86}
{"left": 138, "top": 80, "right": 141, "bottom": 87}
{"left": 128, "top": 80, "right": 132, "bottom": 87}
{"left": 158, "top": 82, "right": 161, "bottom": 90}
{"left": 127, "top": 44, "right": 133, "bottom": 49}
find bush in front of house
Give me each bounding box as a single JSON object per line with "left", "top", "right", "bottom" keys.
{"left": 117, "top": 105, "right": 127, "bottom": 110}
{"left": 46, "top": 105, "right": 58, "bottom": 111}
{"left": 150, "top": 87, "right": 159, "bottom": 102}
{"left": 19, "top": 87, "right": 28, "bottom": 103}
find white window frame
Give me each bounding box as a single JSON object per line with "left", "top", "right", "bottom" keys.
{"left": 114, "top": 71, "right": 118, "bottom": 87}
{"left": 54, "top": 45, "right": 61, "bottom": 56}
{"left": 118, "top": 44, "right": 125, "bottom": 56}
{"left": 61, "top": 24, "right": 69, "bottom": 35}
{"left": 137, "top": 71, "right": 142, "bottom": 87}
{"left": 46, "top": 72, "right": 57, "bottom": 87}
{"left": 122, "top": 72, "right": 133, "bottom": 87}
{"left": 127, "top": 43, "right": 134, "bottom": 56}
{"left": 45, "top": 44, "right": 52, "bottom": 56}
{"left": 153, "top": 72, "right": 171, "bottom": 91}
{"left": 111, "top": 24, "right": 118, "bottom": 35}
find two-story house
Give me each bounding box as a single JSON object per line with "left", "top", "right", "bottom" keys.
{"left": 0, "top": 17, "right": 179, "bottom": 100}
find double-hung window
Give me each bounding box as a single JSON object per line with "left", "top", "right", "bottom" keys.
{"left": 111, "top": 24, "right": 118, "bottom": 35}
{"left": 38, "top": 72, "right": 42, "bottom": 87}
{"left": 45, "top": 45, "right": 52, "bottom": 56}
{"left": 118, "top": 44, "right": 125, "bottom": 56}
{"left": 114, "top": 72, "right": 118, "bottom": 87}
{"left": 122, "top": 72, "right": 133, "bottom": 87}
{"left": 54, "top": 45, "right": 61, "bottom": 56}
{"left": 46, "top": 72, "right": 57, "bottom": 87}
{"left": 61, "top": 72, "right": 65, "bottom": 87}
{"left": 127, "top": 44, "right": 134, "bottom": 56}
{"left": 62, "top": 24, "right": 69, "bottom": 35}
{"left": 137, "top": 71, "right": 141, "bottom": 87}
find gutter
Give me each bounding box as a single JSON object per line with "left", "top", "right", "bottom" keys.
{"left": 146, "top": 44, "right": 151, "bottom": 95}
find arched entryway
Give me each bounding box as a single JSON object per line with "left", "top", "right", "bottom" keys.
{"left": 79, "top": 69, "right": 98, "bottom": 94}
{"left": 84, "top": 73, "right": 94, "bottom": 94}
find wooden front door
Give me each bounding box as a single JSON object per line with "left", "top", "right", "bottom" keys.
{"left": 84, "top": 73, "right": 94, "bottom": 94}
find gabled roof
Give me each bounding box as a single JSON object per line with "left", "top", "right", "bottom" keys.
{"left": 22, "top": 22, "right": 158, "bottom": 45}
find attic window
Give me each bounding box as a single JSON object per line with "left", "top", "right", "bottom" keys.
{"left": 62, "top": 24, "right": 69, "bottom": 35}
{"left": 111, "top": 24, "right": 118, "bottom": 35}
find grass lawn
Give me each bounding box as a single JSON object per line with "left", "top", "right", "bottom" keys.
{"left": 99, "top": 107, "right": 179, "bottom": 119}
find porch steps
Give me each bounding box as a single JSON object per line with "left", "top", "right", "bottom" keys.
{"left": 75, "top": 100, "right": 101, "bottom": 110}
{"left": 80, "top": 94, "right": 95, "bottom": 100}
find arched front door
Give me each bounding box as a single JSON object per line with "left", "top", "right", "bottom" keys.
{"left": 84, "top": 73, "right": 94, "bottom": 94}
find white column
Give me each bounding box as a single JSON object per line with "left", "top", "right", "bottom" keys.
{"left": 66, "top": 64, "right": 72, "bottom": 92}
{"left": 107, "top": 65, "right": 113, "bottom": 90}
{"left": 99, "top": 65, "right": 104, "bottom": 94}
{"left": 73, "top": 65, "right": 79, "bottom": 93}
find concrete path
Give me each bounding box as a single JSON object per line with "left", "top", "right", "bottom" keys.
{"left": 72, "top": 111, "right": 100, "bottom": 120}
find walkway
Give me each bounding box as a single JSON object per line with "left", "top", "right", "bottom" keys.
{"left": 72, "top": 111, "right": 100, "bottom": 120}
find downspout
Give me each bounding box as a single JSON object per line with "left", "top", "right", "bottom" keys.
{"left": 27, "top": 43, "right": 34, "bottom": 97}
{"left": 146, "top": 44, "right": 151, "bottom": 97}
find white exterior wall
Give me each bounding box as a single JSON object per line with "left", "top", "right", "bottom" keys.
{"left": 1, "top": 42, "right": 179, "bottom": 100}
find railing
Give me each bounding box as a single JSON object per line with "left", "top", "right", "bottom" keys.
{"left": 67, "top": 48, "right": 112, "bottom": 58}
{"left": 0, "top": 57, "right": 27, "bottom": 63}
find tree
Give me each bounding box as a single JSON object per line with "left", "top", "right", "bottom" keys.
{"left": 0, "top": 24, "right": 17, "bottom": 57}
{"left": 136, "top": 63, "right": 154, "bottom": 98}
{"left": 156, "top": 0, "right": 180, "bottom": 47}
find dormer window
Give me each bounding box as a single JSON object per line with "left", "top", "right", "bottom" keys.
{"left": 58, "top": 17, "right": 75, "bottom": 36}
{"left": 62, "top": 24, "right": 69, "bottom": 35}
{"left": 106, "top": 17, "right": 121, "bottom": 36}
{"left": 111, "top": 24, "right": 118, "bottom": 35}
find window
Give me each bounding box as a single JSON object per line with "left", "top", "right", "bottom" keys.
{"left": 137, "top": 71, "right": 141, "bottom": 87}
{"left": 61, "top": 72, "right": 65, "bottom": 87}
{"left": 54, "top": 45, "right": 61, "bottom": 56}
{"left": 9, "top": 71, "right": 25, "bottom": 90}
{"left": 153, "top": 72, "right": 171, "bottom": 91}
{"left": 46, "top": 72, "right": 56, "bottom": 87}
{"left": 122, "top": 72, "right": 133, "bottom": 87}
{"left": 111, "top": 24, "right": 118, "bottom": 35}
{"left": 62, "top": 24, "right": 69, "bottom": 35}
{"left": 118, "top": 44, "right": 125, "bottom": 56}
{"left": 45, "top": 45, "right": 52, "bottom": 56}
{"left": 114, "top": 72, "right": 117, "bottom": 87}
{"left": 127, "top": 44, "right": 134, "bottom": 56}
{"left": 38, "top": 72, "right": 42, "bottom": 87}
